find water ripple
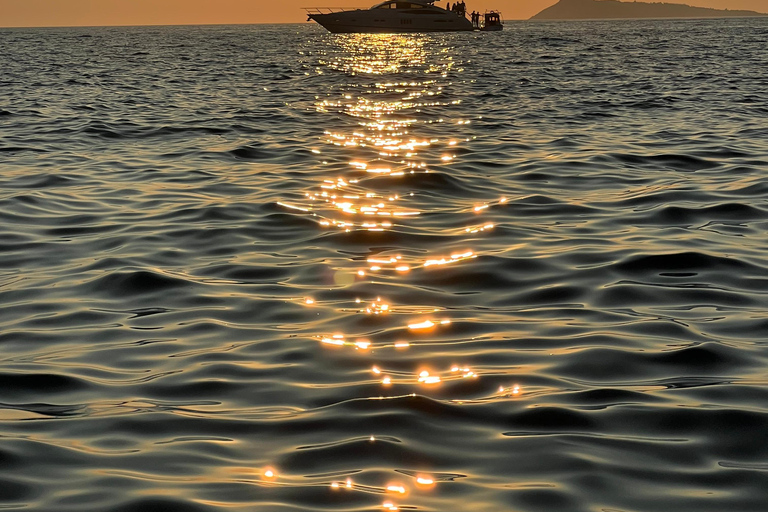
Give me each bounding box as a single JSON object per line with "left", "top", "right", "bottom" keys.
{"left": 1, "top": 18, "right": 767, "bottom": 512}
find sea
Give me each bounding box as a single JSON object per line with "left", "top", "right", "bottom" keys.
{"left": 1, "top": 17, "right": 767, "bottom": 512}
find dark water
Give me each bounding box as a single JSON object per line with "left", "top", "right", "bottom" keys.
{"left": 1, "top": 18, "right": 768, "bottom": 512}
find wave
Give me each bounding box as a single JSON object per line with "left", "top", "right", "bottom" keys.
{"left": 1, "top": 19, "right": 767, "bottom": 512}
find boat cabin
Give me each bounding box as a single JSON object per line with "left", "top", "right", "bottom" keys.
{"left": 481, "top": 10, "right": 503, "bottom": 30}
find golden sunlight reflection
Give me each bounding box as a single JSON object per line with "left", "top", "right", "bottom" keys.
{"left": 361, "top": 297, "right": 391, "bottom": 315}
{"left": 424, "top": 250, "right": 476, "bottom": 268}
{"left": 416, "top": 475, "right": 435, "bottom": 487}
{"left": 407, "top": 319, "right": 440, "bottom": 330}
{"left": 278, "top": 33, "right": 521, "bottom": 512}
{"left": 357, "top": 251, "right": 478, "bottom": 276}
{"left": 281, "top": 173, "right": 425, "bottom": 233}
{"left": 367, "top": 364, "right": 481, "bottom": 387}
{"left": 418, "top": 370, "right": 441, "bottom": 385}
{"left": 466, "top": 223, "right": 494, "bottom": 234}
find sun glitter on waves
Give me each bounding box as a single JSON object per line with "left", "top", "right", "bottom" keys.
{"left": 370, "top": 364, "right": 480, "bottom": 387}
{"left": 359, "top": 251, "right": 478, "bottom": 276}
{"left": 288, "top": 34, "right": 511, "bottom": 512}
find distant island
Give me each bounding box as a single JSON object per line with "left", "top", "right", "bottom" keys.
{"left": 531, "top": 0, "right": 767, "bottom": 20}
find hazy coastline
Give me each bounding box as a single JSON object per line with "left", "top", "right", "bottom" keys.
{"left": 532, "top": 0, "right": 767, "bottom": 20}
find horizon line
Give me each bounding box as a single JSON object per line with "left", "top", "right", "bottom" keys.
{"left": 2, "top": 14, "right": 766, "bottom": 30}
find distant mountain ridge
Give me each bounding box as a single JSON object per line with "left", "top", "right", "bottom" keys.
{"left": 531, "top": 0, "right": 767, "bottom": 20}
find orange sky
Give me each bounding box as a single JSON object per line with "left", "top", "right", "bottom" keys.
{"left": 0, "top": 0, "right": 765, "bottom": 27}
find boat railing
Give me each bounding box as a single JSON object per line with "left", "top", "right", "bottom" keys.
{"left": 304, "top": 7, "right": 359, "bottom": 14}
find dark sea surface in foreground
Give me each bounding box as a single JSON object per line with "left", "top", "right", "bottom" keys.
{"left": 1, "top": 17, "right": 768, "bottom": 512}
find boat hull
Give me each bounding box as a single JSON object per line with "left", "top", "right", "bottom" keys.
{"left": 308, "top": 10, "right": 473, "bottom": 33}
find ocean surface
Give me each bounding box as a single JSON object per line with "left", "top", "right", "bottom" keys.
{"left": 1, "top": 17, "right": 767, "bottom": 512}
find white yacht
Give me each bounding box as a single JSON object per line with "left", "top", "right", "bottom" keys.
{"left": 305, "top": 0, "right": 474, "bottom": 33}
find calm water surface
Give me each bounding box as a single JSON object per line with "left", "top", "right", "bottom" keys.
{"left": 1, "top": 18, "right": 768, "bottom": 512}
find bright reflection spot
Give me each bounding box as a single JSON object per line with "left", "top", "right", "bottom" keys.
{"left": 363, "top": 297, "right": 391, "bottom": 315}
{"left": 277, "top": 201, "right": 310, "bottom": 212}
{"left": 387, "top": 485, "right": 406, "bottom": 494}
{"left": 331, "top": 482, "right": 340, "bottom": 489}
{"left": 383, "top": 502, "right": 399, "bottom": 511}
{"left": 263, "top": 468, "right": 276, "bottom": 480}
{"left": 382, "top": 376, "right": 392, "bottom": 385}
{"left": 408, "top": 320, "right": 435, "bottom": 330}
{"left": 499, "top": 384, "right": 522, "bottom": 396}
{"left": 408, "top": 317, "right": 451, "bottom": 331}
{"left": 465, "top": 223, "right": 494, "bottom": 234}
{"left": 416, "top": 476, "right": 435, "bottom": 487}
{"left": 321, "top": 335, "right": 345, "bottom": 346}
{"left": 305, "top": 298, "right": 315, "bottom": 305}
{"left": 424, "top": 250, "right": 475, "bottom": 267}
{"left": 418, "top": 370, "right": 441, "bottom": 385}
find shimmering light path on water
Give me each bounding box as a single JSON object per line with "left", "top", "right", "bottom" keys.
{"left": 1, "top": 19, "right": 768, "bottom": 512}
